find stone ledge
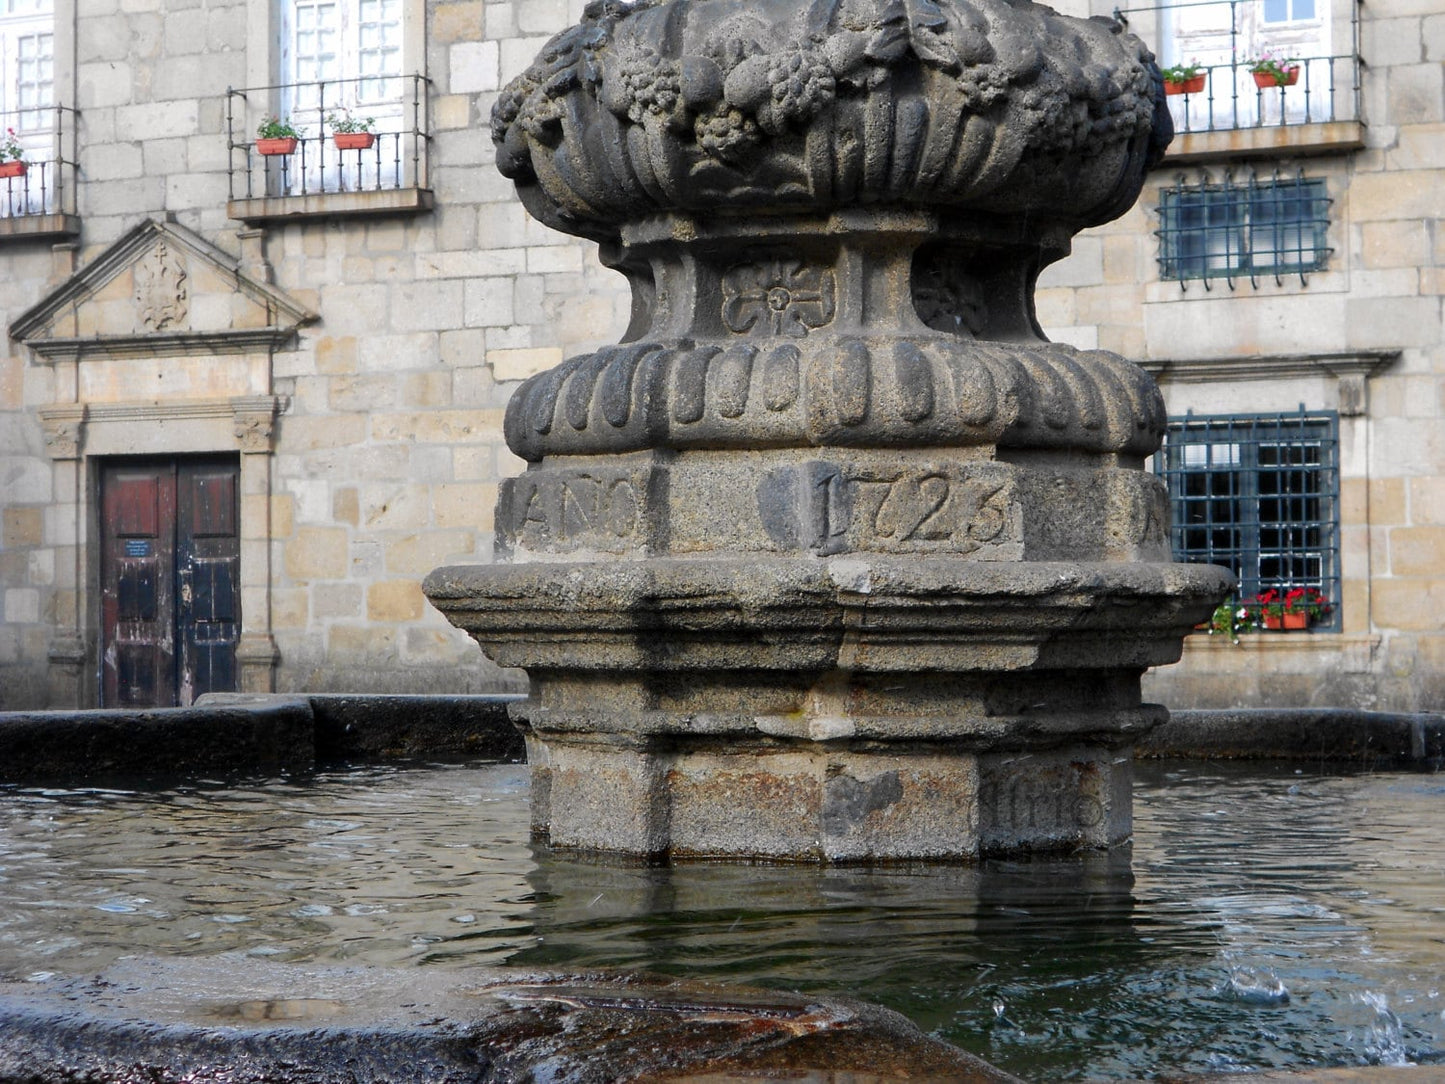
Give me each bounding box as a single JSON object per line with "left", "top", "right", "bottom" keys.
{"left": 0, "top": 700, "right": 314, "bottom": 783}
{"left": 1163, "top": 120, "right": 1365, "bottom": 164}
{"left": 1140, "top": 708, "right": 1445, "bottom": 766}
{"left": 1141, "top": 349, "right": 1399, "bottom": 386}
{"left": 0, "top": 212, "right": 80, "bottom": 243}
{"left": 0, "top": 957, "right": 1019, "bottom": 1083}
{"left": 425, "top": 556, "right": 1235, "bottom": 673}
{"left": 227, "top": 186, "right": 434, "bottom": 224}
{"left": 1179, "top": 632, "right": 1381, "bottom": 673}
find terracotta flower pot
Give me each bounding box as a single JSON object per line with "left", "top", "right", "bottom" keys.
{"left": 332, "top": 132, "right": 376, "bottom": 151}
{"left": 1262, "top": 612, "right": 1283, "bottom": 630}
{"left": 1253, "top": 67, "right": 1299, "bottom": 89}
{"left": 256, "top": 136, "right": 299, "bottom": 156}
{"left": 0, "top": 159, "right": 27, "bottom": 178}
{"left": 1164, "top": 74, "right": 1207, "bottom": 96}
{"left": 1282, "top": 611, "right": 1309, "bottom": 630}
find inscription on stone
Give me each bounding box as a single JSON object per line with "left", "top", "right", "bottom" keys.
{"left": 505, "top": 471, "right": 643, "bottom": 551}
{"left": 761, "top": 463, "right": 1016, "bottom": 556}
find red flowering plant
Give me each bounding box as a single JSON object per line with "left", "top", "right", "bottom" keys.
{"left": 1246, "top": 589, "right": 1283, "bottom": 623}
{"left": 1283, "top": 586, "right": 1330, "bottom": 619}
{"left": 1245, "top": 586, "right": 1330, "bottom": 628}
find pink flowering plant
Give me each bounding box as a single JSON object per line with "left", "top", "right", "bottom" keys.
{"left": 0, "top": 127, "right": 24, "bottom": 162}
{"left": 1248, "top": 52, "right": 1299, "bottom": 85}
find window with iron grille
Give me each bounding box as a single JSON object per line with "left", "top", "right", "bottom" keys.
{"left": 1155, "top": 411, "right": 1340, "bottom": 627}
{"left": 1156, "top": 171, "right": 1332, "bottom": 287}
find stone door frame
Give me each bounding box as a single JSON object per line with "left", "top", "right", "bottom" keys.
{"left": 39, "top": 395, "right": 284, "bottom": 707}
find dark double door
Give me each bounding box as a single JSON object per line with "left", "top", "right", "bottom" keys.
{"left": 100, "top": 457, "right": 241, "bottom": 708}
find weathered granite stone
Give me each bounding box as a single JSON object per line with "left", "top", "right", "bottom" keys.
{"left": 426, "top": 0, "right": 1233, "bottom": 861}
{"left": 0, "top": 957, "right": 1021, "bottom": 1083}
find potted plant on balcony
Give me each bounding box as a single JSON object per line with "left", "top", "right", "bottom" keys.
{"left": 0, "top": 127, "right": 27, "bottom": 178}
{"left": 1248, "top": 589, "right": 1286, "bottom": 629}
{"left": 327, "top": 110, "right": 376, "bottom": 151}
{"left": 1282, "top": 586, "right": 1330, "bottom": 629}
{"left": 1161, "top": 61, "right": 1207, "bottom": 96}
{"left": 256, "top": 115, "right": 301, "bottom": 156}
{"left": 1196, "top": 598, "right": 1251, "bottom": 643}
{"left": 1249, "top": 587, "right": 1329, "bottom": 630}
{"left": 1249, "top": 53, "right": 1300, "bottom": 88}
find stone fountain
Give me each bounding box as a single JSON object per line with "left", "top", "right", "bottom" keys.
{"left": 424, "top": 0, "right": 1233, "bottom": 862}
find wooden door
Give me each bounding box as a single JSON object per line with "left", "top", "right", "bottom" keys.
{"left": 100, "top": 457, "right": 240, "bottom": 707}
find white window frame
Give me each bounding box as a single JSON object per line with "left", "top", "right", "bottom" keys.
{"left": 0, "top": 0, "right": 53, "bottom": 141}
{"left": 261, "top": 0, "right": 413, "bottom": 193}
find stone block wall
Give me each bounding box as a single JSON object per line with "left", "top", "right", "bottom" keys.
{"left": 0, "top": 0, "right": 629, "bottom": 705}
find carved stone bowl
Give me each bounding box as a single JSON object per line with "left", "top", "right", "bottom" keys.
{"left": 492, "top": 0, "right": 1170, "bottom": 244}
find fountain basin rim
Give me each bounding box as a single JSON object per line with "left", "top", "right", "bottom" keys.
{"left": 0, "top": 955, "right": 1021, "bottom": 1083}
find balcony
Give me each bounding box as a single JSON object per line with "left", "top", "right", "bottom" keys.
{"left": 1114, "top": 0, "right": 1364, "bottom": 162}
{"left": 225, "top": 75, "right": 434, "bottom": 224}
{"left": 0, "top": 104, "right": 80, "bottom": 242}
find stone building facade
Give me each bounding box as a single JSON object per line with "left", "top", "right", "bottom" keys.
{"left": 0, "top": 0, "right": 1439, "bottom": 711}
{"left": 1041, "top": 0, "right": 1445, "bottom": 710}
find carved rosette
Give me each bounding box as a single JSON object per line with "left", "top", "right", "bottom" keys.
{"left": 38, "top": 405, "right": 87, "bottom": 460}
{"left": 231, "top": 396, "right": 282, "bottom": 454}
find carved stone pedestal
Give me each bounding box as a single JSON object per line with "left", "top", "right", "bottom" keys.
{"left": 426, "top": 0, "right": 1232, "bottom": 861}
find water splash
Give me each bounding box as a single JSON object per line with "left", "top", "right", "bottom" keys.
{"left": 1223, "top": 963, "right": 1291, "bottom": 1006}
{"left": 1357, "top": 990, "right": 1411, "bottom": 1066}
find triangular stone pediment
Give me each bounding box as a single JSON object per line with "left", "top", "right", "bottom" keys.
{"left": 10, "top": 218, "right": 316, "bottom": 362}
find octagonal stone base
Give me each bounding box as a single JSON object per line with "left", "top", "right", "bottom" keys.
{"left": 523, "top": 735, "right": 1135, "bottom": 862}
{"left": 426, "top": 554, "right": 1231, "bottom": 862}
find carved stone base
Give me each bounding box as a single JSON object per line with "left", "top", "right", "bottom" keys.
{"left": 426, "top": 554, "right": 1231, "bottom": 861}
{"left": 522, "top": 732, "right": 1134, "bottom": 861}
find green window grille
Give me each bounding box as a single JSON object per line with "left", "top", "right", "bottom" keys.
{"left": 1155, "top": 410, "right": 1340, "bottom": 627}
{"left": 1156, "top": 171, "right": 1332, "bottom": 288}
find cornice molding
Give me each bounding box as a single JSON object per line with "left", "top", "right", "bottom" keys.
{"left": 25, "top": 328, "right": 299, "bottom": 363}
{"left": 1140, "top": 349, "right": 1400, "bottom": 384}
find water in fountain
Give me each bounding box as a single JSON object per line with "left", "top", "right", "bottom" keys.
{"left": 3, "top": 759, "right": 1442, "bottom": 1079}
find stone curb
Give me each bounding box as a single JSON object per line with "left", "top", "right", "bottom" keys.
{"left": 0, "top": 958, "right": 1022, "bottom": 1084}
{"left": 1140, "top": 708, "right": 1445, "bottom": 767}
{"left": 0, "top": 700, "right": 315, "bottom": 783}
{"left": 199, "top": 692, "right": 527, "bottom": 762}
{"left": 0, "top": 694, "right": 525, "bottom": 783}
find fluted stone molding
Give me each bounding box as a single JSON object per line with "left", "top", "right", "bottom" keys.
{"left": 427, "top": 0, "right": 1231, "bottom": 863}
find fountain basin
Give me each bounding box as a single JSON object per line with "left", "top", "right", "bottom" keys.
{"left": 1, "top": 751, "right": 1443, "bottom": 1079}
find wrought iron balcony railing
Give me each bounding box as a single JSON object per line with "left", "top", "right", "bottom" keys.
{"left": 1113, "top": 0, "right": 1362, "bottom": 139}
{"left": 1156, "top": 53, "right": 1358, "bottom": 134}
{"left": 225, "top": 74, "right": 432, "bottom": 220}
{"left": 0, "top": 104, "right": 80, "bottom": 239}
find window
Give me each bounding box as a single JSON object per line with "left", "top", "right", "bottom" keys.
{"left": 1263, "top": 0, "right": 1316, "bottom": 23}
{"left": 1155, "top": 411, "right": 1340, "bottom": 626}
{"left": 1157, "top": 171, "right": 1331, "bottom": 287}
{"left": 1, "top": 0, "right": 52, "bottom": 131}
{"left": 0, "top": 0, "right": 55, "bottom": 219}
{"left": 276, "top": 0, "right": 405, "bottom": 192}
